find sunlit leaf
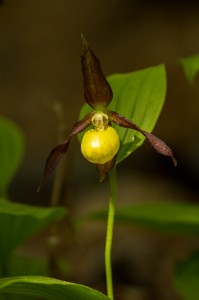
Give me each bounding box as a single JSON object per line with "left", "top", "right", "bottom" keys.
{"left": 79, "top": 65, "right": 166, "bottom": 164}
{"left": 0, "top": 117, "right": 25, "bottom": 196}
{"left": 174, "top": 251, "right": 199, "bottom": 300}
{"left": 0, "top": 276, "right": 110, "bottom": 300}
{"left": 0, "top": 199, "right": 66, "bottom": 261}
{"left": 85, "top": 202, "right": 199, "bottom": 235}
{"left": 179, "top": 53, "right": 199, "bottom": 84}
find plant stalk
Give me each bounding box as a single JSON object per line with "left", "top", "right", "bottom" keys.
{"left": 105, "top": 167, "right": 117, "bottom": 300}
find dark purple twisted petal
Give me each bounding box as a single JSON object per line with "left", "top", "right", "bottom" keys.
{"left": 108, "top": 110, "right": 177, "bottom": 166}
{"left": 81, "top": 34, "right": 113, "bottom": 109}
{"left": 38, "top": 112, "right": 94, "bottom": 191}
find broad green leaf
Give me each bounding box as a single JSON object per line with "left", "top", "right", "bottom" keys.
{"left": 179, "top": 53, "right": 199, "bottom": 84}
{"left": 0, "top": 199, "right": 66, "bottom": 261}
{"left": 1, "top": 256, "right": 49, "bottom": 300}
{"left": 0, "top": 116, "right": 25, "bottom": 196}
{"left": 0, "top": 276, "right": 110, "bottom": 300}
{"left": 79, "top": 65, "right": 166, "bottom": 164}
{"left": 85, "top": 202, "right": 199, "bottom": 235}
{"left": 174, "top": 251, "right": 199, "bottom": 300}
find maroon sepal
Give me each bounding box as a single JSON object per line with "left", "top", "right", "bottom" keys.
{"left": 141, "top": 130, "right": 177, "bottom": 166}
{"left": 108, "top": 110, "right": 177, "bottom": 166}
{"left": 96, "top": 155, "right": 116, "bottom": 182}
{"left": 37, "top": 112, "right": 94, "bottom": 191}
{"left": 81, "top": 34, "right": 113, "bottom": 110}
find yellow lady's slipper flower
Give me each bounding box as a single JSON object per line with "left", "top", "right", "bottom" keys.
{"left": 81, "top": 126, "right": 120, "bottom": 164}
{"left": 38, "top": 34, "right": 176, "bottom": 189}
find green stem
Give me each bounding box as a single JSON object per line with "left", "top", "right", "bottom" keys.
{"left": 105, "top": 167, "right": 117, "bottom": 300}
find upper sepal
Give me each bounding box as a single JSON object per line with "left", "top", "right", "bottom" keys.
{"left": 81, "top": 34, "right": 113, "bottom": 109}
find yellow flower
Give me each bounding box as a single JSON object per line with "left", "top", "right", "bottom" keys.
{"left": 39, "top": 34, "right": 176, "bottom": 190}
{"left": 81, "top": 125, "right": 120, "bottom": 164}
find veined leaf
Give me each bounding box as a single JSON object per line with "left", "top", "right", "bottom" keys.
{"left": 0, "top": 276, "right": 110, "bottom": 300}
{"left": 0, "top": 117, "right": 25, "bottom": 196}
{"left": 0, "top": 199, "right": 66, "bottom": 261}
{"left": 79, "top": 65, "right": 166, "bottom": 164}
{"left": 179, "top": 53, "right": 199, "bottom": 84}
{"left": 85, "top": 202, "right": 199, "bottom": 235}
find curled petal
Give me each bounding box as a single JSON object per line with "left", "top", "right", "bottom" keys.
{"left": 96, "top": 156, "right": 116, "bottom": 182}
{"left": 81, "top": 34, "right": 113, "bottom": 109}
{"left": 38, "top": 112, "right": 94, "bottom": 191}
{"left": 108, "top": 110, "right": 177, "bottom": 166}
{"left": 68, "top": 111, "right": 94, "bottom": 136}
{"left": 141, "top": 130, "right": 177, "bottom": 166}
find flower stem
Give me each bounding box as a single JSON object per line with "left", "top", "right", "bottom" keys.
{"left": 105, "top": 167, "right": 117, "bottom": 300}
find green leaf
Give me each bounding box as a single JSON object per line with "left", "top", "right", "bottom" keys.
{"left": 179, "top": 53, "right": 199, "bottom": 84}
{"left": 174, "top": 251, "right": 199, "bottom": 300}
{"left": 0, "top": 117, "right": 25, "bottom": 196}
{"left": 79, "top": 65, "right": 166, "bottom": 164}
{"left": 0, "top": 276, "right": 110, "bottom": 300}
{"left": 0, "top": 199, "right": 66, "bottom": 261}
{"left": 85, "top": 202, "right": 199, "bottom": 235}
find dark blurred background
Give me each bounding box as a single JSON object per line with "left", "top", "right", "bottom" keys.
{"left": 1, "top": 1, "right": 199, "bottom": 300}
